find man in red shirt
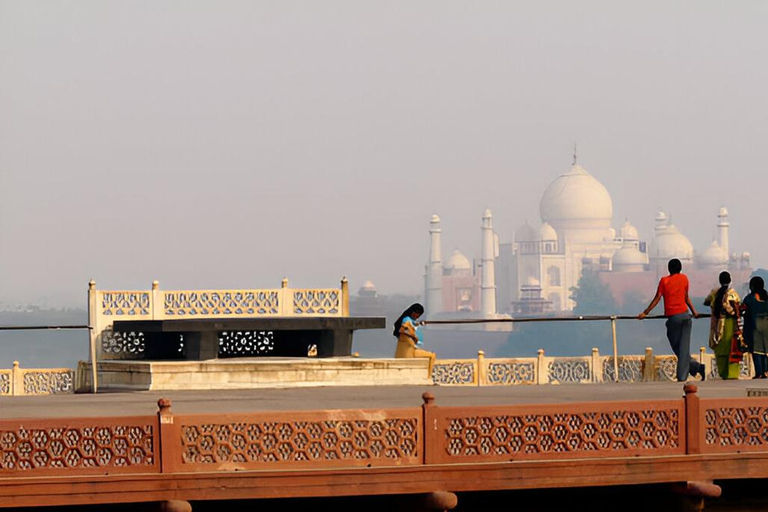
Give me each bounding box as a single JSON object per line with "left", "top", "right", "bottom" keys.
{"left": 639, "top": 258, "right": 705, "bottom": 382}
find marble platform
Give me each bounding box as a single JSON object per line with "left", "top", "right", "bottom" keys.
{"left": 76, "top": 357, "right": 432, "bottom": 391}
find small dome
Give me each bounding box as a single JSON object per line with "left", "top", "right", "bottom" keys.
{"left": 743, "top": 252, "right": 751, "bottom": 258}
{"left": 483, "top": 208, "right": 492, "bottom": 219}
{"left": 539, "top": 165, "right": 613, "bottom": 229}
{"left": 360, "top": 280, "right": 377, "bottom": 292}
{"left": 719, "top": 207, "right": 729, "bottom": 217}
{"left": 526, "top": 276, "right": 541, "bottom": 287}
{"left": 444, "top": 249, "right": 471, "bottom": 271}
{"left": 515, "top": 221, "right": 538, "bottom": 242}
{"left": 539, "top": 222, "right": 557, "bottom": 241}
{"left": 652, "top": 225, "right": 694, "bottom": 260}
{"left": 619, "top": 221, "right": 639, "bottom": 241}
{"left": 613, "top": 245, "right": 647, "bottom": 270}
{"left": 430, "top": 214, "right": 440, "bottom": 223}
{"left": 699, "top": 241, "right": 726, "bottom": 267}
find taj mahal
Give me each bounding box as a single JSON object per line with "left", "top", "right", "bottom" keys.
{"left": 425, "top": 161, "right": 752, "bottom": 318}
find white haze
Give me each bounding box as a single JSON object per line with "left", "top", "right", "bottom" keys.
{"left": 1, "top": 1, "right": 767, "bottom": 306}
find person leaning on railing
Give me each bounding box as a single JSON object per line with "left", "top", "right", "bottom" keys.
{"left": 393, "top": 303, "right": 436, "bottom": 376}
{"left": 638, "top": 258, "right": 706, "bottom": 382}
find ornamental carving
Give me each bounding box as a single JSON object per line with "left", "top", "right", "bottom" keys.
{"left": 655, "top": 357, "right": 678, "bottom": 382}
{"left": 0, "top": 423, "right": 155, "bottom": 473}
{"left": 292, "top": 290, "right": 340, "bottom": 315}
{"left": 603, "top": 358, "right": 643, "bottom": 383}
{"left": 101, "top": 329, "right": 146, "bottom": 357}
{"left": 164, "top": 291, "right": 279, "bottom": 316}
{"left": 23, "top": 371, "right": 73, "bottom": 395}
{"left": 432, "top": 362, "right": 475, "bottom": 385}
{"left": 443, "top": 408, "right": 680, "bottom": 459}
{"left": 181, "top": 418, "right": 418, "bottom": 466}
{"left": 548, "top": 359, "right": 591, "bottom": 383}
{"left": 0, "top": 373, "right": 9, "bottom": 395}
{"left": 704, "top": 406, "right": 768, "bottom": 448}
{"left": 487, "top": 362, "right": 535, "bottom": 385}
{"left": 219, "top": 331, "right": 275, "bottom": 356}
{"left": 100, "top": 292, "right": 151, "bottom": 316}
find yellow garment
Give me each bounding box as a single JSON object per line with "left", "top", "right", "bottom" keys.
{"left": 395, "top": 323, "right": 435, "bottom": 376}
{"left": 705, "top": 287, "right": 742, "bottom": 379}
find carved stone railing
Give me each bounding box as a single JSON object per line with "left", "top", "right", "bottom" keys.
{"left": 432, "top": 347, "right": 756, "bottom": 386}
{"left": 0, "top": 362, "right": 74, "bottom": 396}
{"left": 89, "top": 279, "right": 350, "bottom": 361}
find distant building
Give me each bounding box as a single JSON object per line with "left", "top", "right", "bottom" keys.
{"left": 425, "top": 161, "right": 752, "bottom": 315}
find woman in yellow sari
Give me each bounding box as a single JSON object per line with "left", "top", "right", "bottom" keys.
{"left": 393, "top": 303, "right": 436, "bottom": 375}
{"left": 704, "top": 271, "right": 742, "bottom": 379}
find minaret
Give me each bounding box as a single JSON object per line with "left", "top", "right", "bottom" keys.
{"left": 718, "top": 207, "right": 730, "bottom": 264}
{"left": 426, "top": 214, "right": 443, "bottom": 315}
{"left": 481, "top": 209, "right": 497, "bottom": 316}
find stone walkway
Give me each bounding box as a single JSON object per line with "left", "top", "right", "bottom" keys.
{"left": 1, "top": 379, "right": 766, "bottom": 418}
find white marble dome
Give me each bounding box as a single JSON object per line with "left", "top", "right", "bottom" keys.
{"left": 652, "top": 225, "right": 694, "bottom": 261}
{"left": 619, "top": 220, "right": 639, "bottom": 241}
{"left": 613, "top": 244, "right": 647, "bottom": 272}
{"left": 360, "top": 280, "right": 377, "bottom": 292}
{"left": 539, "top": 222, "right": 557, "bottom": 241}
{"left": 540, "top": 165, "right": 613, "bottom": 229}
{"left": 444, "top": 249, "right": 471, "bottom": 272}
{"left": 699, "top": 241, "right": 726, "bottom": 267}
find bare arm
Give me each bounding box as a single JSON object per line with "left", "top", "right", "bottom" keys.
{"left": 639, "top": 288, "right": 662, "bottom": 320}
{"left": 685, "top": 291, "right": 699, "bottom": 318}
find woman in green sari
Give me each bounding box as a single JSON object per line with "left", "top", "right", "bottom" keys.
{"left": 704, "top": 271, "right": 742, "bottom": 379}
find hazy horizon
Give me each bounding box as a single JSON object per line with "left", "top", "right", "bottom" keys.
{"left": 2, "top": 1, "right": 768, "bottom": 307}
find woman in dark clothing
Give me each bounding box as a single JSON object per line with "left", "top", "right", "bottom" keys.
{"left": 742, "top": 276, "right": 768, "bottom": 378}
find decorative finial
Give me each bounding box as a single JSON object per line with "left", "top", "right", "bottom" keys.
{"left": 572, "top": 142, "right": 577, "bottom": 165}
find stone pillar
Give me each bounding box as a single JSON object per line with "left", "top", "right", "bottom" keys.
{"left": 480, "top": 209, "right": 496, "bottom": 316}
{"left": 426, "top": 215, "right": 443, "bottom": 315}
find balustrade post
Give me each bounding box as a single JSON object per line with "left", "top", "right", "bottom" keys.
{"left": 422, "top": 392, "right": 438, "bottom": 465}
{"left": 11, "top": 361, "right": 21, "bottom": 396}
{"left": 157, "top": 398, "right": 181, "bottom": 473}
{"left": 536, "top": 349, "right": 546, "bottom": 385}
{"left": 88, "top": 279, "right": 99, "bottom": 393}
{"left": 477, "top": 351, "right": 486, "bottom": 386}
{"left": 591, "top": 348, "right": 602, "bottom": 383}
{"left": 683, "top": 383, "right": 701, "bottom": 455}
{"left": 151, "top": 280, "right": 162, "bottom": 320}
{"left": 280, "top": 278, "right": 292, "bottom": 316}
{"left": 341, "top": 277, "right": 350, "bottom": 317}
{"left": 610, "top": 317, "right": 619, "bottom": 382}
{"left": 643, "top": 347, "right": 654, "bottom": 382}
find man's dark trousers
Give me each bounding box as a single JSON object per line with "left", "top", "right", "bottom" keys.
{"left": 666, "top": 313, "right": 703, "bottom": 381}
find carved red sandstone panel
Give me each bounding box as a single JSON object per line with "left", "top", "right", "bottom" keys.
{"left": 0, "top": 416, "right": 158, "bottom": 476}
{"left": 701, "top": 399, "right": 768, "bottom": 453}
{"left": 429, "top": 401, "right": 684, "bottom": 464}
{"left": 176, "top": 409, "right": 422, "bottom": 471}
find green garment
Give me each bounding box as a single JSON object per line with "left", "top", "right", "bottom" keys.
{"left": 714, "top": 317, "right": 740, "bottom": 379}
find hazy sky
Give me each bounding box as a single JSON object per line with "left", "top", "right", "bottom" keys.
{"left": 1, "top": 1, "right": 767, "bottom": 306}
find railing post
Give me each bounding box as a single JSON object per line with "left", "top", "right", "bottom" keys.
{"left": 536, "top": 349, "right": 546, "bottom": 385}
{"left": 610, "top": 316, "right": 619, "bottom": 383}
{"left": 157, "top": 398, "right": 180, "bottom": 473}
{"left": 341, "top": 277, "right": 350, "bottom": 317}
{"left": 591, "top": 348, "right": 602, "bottom": 383}
{"left": 684, "top": 383, "right": 701, "bottom": 455}
{"left": 88, "top": 279, "right": 99, "bottom": 393}
{"left": 280, "top": 278, "right": 291, "bottom": 316}
{"left": 11, "top": 361, "right": 21, "bottom": 396}
{"left": 151, "top": 280, "right": 162, "bottom": 320}
{"left": 643, "top": 347, "right": 654, "bottom": 382}
{"left": 477, "top": 350, "right": 486, "bottom": 386}
{"left": 422, "top": 392, "right": 438, "bottom": 465}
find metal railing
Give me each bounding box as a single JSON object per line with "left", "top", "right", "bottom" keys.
{"left": 426, "top": 313, "right": 714, "bottom": 383}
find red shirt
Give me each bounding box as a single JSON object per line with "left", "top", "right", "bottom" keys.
{"left": 657, "top": 273, "right": 690, "bottom": 316}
